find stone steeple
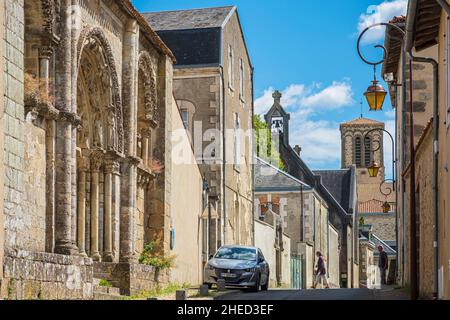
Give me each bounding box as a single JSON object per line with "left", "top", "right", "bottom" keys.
{"left": 340, "top": 117, "right": 385, "bottom": 184}
{"left": 264, "top": 90, "right": 291, "bottom": 146}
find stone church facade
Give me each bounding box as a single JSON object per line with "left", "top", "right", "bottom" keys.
{"left": 0, "top": 0, "right": 208, "bottom": 299}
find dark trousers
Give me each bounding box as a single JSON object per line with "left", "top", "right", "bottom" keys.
{"left": 380, "top": 267, "right": 387, "bottom": 285}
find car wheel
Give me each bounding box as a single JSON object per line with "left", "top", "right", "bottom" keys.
{"left": 261, "top": 274, "right": 269, "bottom": 291}
{"left": 251, "top": 274, "right": 261, "bottom": 293}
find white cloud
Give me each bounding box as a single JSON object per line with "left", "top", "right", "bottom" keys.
{"left": 255, "top": 81, "right": 353, "bottom": 116}
{"left": 301, "top": 81, "right": 353, "bottom": 108}
{"left": 290, "top": 120, "right": 342, "bottom": 166}
{"left": 357, "top": 0, "right": 407, "bottom": 44}
{"left": 255, "top": 80, "right": 354, "bottom": 168}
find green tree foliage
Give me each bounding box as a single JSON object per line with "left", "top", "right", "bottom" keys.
{"left": 253, "top": 115, "right": 286, "bottom": 171}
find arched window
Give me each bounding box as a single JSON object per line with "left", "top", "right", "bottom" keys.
{"left": 355, "top": 137, "right": 362, "bottom": 167}
{"left": 364, "top": 136, "right": 372, "bottom": 167}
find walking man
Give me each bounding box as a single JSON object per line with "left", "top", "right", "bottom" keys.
{"left": 312, "top": 251, "right": 330, "bottom": 289}
{"left": 378, "top": 246, "right": 389, "bottom": 285}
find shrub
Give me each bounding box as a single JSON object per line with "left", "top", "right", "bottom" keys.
{"left": 98, "top": 279, "right": 113, "bottom": 288}
{"left": 139, "top": 235, "right": 176, "bottom": 271}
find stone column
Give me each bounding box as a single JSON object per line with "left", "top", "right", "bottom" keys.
{"left": 120, "top": 19, "right": 139, "bottom": 263}
{"left": 103, "top": 159, "right": 118, "bottom": 262}
{"left": 90, "top": 157, "right": 102, "bottom": 261}
{"left": 112, "top": 160, "right": 122, "bottom": 262}
{"left": 77, "top": 157, "right": 89, "bottom": 256}
{"left": 54, "top": 0, "right": 78, "bottom": 255}
{"left": 39, "top": 47, "right": 53, "bottom": 95}
{"left": 39, "top": 46, "right": 58, "bottom": 253}
{"left": 71, "top": 0, "right": 82, "bottom": 250}
{"left": 142, "top": 132, "right": 149, "bottom": 166}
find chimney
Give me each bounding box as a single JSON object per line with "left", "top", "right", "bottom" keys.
{"left": 294, "top": 145, "right": 301, "bottom": 157}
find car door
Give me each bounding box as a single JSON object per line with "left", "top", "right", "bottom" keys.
{"left": 258, "top": 249, "right": 269, "bottom": 284}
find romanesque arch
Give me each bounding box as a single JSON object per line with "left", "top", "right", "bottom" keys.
{"left": 77, "top": 26, "right": 124, "bottom": 153}
{"left": 75, "top": 26, "right": 124, "bottom": 262}
{"left": 136, "top": 51, "right": 162, "bottom": 254}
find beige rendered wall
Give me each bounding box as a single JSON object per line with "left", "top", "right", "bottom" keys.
{"left": 0, "top": 0, "right": 5, "bottom": 280}
{"left": 255, "top": 220, "right": 277, "bottom": 287}
{"left": 328, "top": 225, "right": 340, "bottom": 287}
{"left": 281, "top": 234, "right": 291, "bottom": 288}
{"left": 169, "top": 99, "right": 204, "bottom": 286}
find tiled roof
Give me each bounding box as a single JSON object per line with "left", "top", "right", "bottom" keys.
{"left": 340, "top": 117, "right": 384, "bottom": 127}
{"left": 359, "top": 199, "right": 395, "bottom": 214}
{"left": 142, "top": 6, "right": 235, "bottom": 31}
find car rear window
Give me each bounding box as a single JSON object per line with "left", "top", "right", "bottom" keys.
{"left": 215, "top": 247, "right": 257, "bottom": 261}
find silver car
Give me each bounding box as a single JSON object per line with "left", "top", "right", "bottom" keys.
{"left": 204, "top": 246, "right": 270, "bottom": 292}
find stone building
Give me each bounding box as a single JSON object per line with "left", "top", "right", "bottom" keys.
{"left": 340, "top": 117, "right": 397, "bottom": 284}
{"left": 144, "top": 6, "right": 254, "bottom": 258}
{"left": 254, "top": 158, "right": 341, "bottom": 289}
{"left": 263, "top": 91, "right": 359, "bottom": 288}
{"left": 382, "top": 1, "right": 450, "bottom": 299}
{"left": 0, "top": 0, "right": 205, "bottom": 299}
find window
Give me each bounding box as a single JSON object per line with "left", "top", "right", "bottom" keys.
{"left": 228, "top": 45, "right": 234, "bottom": 90}
{"left": 364, "top": 136, "right": 372, "bottom": 167}
{"left": 181, "top": 109, "right": 189, "bottom": 129}
{"left": 446, "top": 17, "right": 450, "bottom": 128}
{"left": 355, "top": 137, "right": 362, "bottom": 167}
{"left": 239, "top": 58, "right": 244, "bottom": 100}
{"left": 234, "top": 113, "right": 241, "bottom": 170}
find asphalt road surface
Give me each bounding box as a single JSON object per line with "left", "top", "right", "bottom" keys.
{"left": 215, "top": 288, "right": 410, "bottom": 300}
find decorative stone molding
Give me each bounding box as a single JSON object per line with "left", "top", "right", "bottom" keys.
{"left": 38, "top": 46, "right": 54, "bottom": 60}
{"left": 138, "top": 51, "right": 159, "bottom": 126}
{"left": 77, "top": 26, "right": 124, "bottom": 153}
{"left": 59, "top": 111, "right": 82, "bottom": 128}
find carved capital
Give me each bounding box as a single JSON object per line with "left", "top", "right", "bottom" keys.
{"left": 39, "top": 46, "right": 54, "bottom": 60}
{"left": 137, "top": 168, "right": 154, "bottom": 188}
{"left": 59, "top": 111, "right": 82, "bottom": 128}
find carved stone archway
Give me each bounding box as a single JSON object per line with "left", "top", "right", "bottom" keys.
{"left": 77, "top": 26, "right": 124, "bottom": 153}
{"left": 75, "top": 27, "right": 124, "bottom": 262}
{"left": 138, "top": 51, "right": 159, "bottom": 126}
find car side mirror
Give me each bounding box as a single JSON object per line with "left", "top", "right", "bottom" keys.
{"left": 209, "top": 255, "right": 214, "bottom": 260}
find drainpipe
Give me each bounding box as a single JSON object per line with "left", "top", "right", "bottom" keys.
{"left": 220, "top": 66, "right": 227, "bottom": 246}
{"left": 406, "top": 0, "right": 440, "bottom": 299}
{"left": 251, "top": 66, "right": 255, "bottom": 246}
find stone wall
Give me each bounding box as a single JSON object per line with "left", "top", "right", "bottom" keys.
{"left": 0, "top": 0, "right": 6, "bottom": 279}
{"left": 404, "top": 128, "right": 435, "bottom": 298}
{"left": 3, "top": 0, "right": 25, "bottom": 251}
{"left": 359, "top": 213, "right": 396, "bottom": 241}
{"left": 93, "top": 262, "right": 169, "bottom": 296}
{"left": 1, "top": 248, "right": 94, "bottom": 300}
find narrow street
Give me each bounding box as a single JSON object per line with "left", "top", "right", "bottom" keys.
{"left": 215, "top": 287, "right": 410, "bottom": 301}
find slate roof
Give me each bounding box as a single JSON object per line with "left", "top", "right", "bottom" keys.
{"left": 313, "top": 169, "right": 353, "bottom": 213}
{"left": 142, "top": 7, "right": 240, "bottom": 67}
{"left": 255, "top": 158, "right": 311, "bottom": 193}
{"left": 372, "top": 234, "right": 397, "bottom": 256}
{"left": 142, "top": 6, "right": 235, "bottom": 31}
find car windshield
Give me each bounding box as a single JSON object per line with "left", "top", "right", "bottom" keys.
{"left": 214, "top": 247, "right": 257, "bottom": 261}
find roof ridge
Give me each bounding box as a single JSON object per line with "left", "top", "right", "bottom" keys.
{"left": 141, "top": 5, "right": 235, "bottom": 15}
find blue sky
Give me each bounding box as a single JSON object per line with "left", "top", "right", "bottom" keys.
{"left": 132, "top": 0, "right": 407, "bottom": 174}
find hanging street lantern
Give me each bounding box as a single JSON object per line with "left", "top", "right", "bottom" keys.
{"left": 368, "top": 161, "right": 380, "bottom": 178}
{"left": 382, "top": 201, "right": 391, "bottom": 214}
{"left": 364, "top": 79, "right": 387, "bottom": 111}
